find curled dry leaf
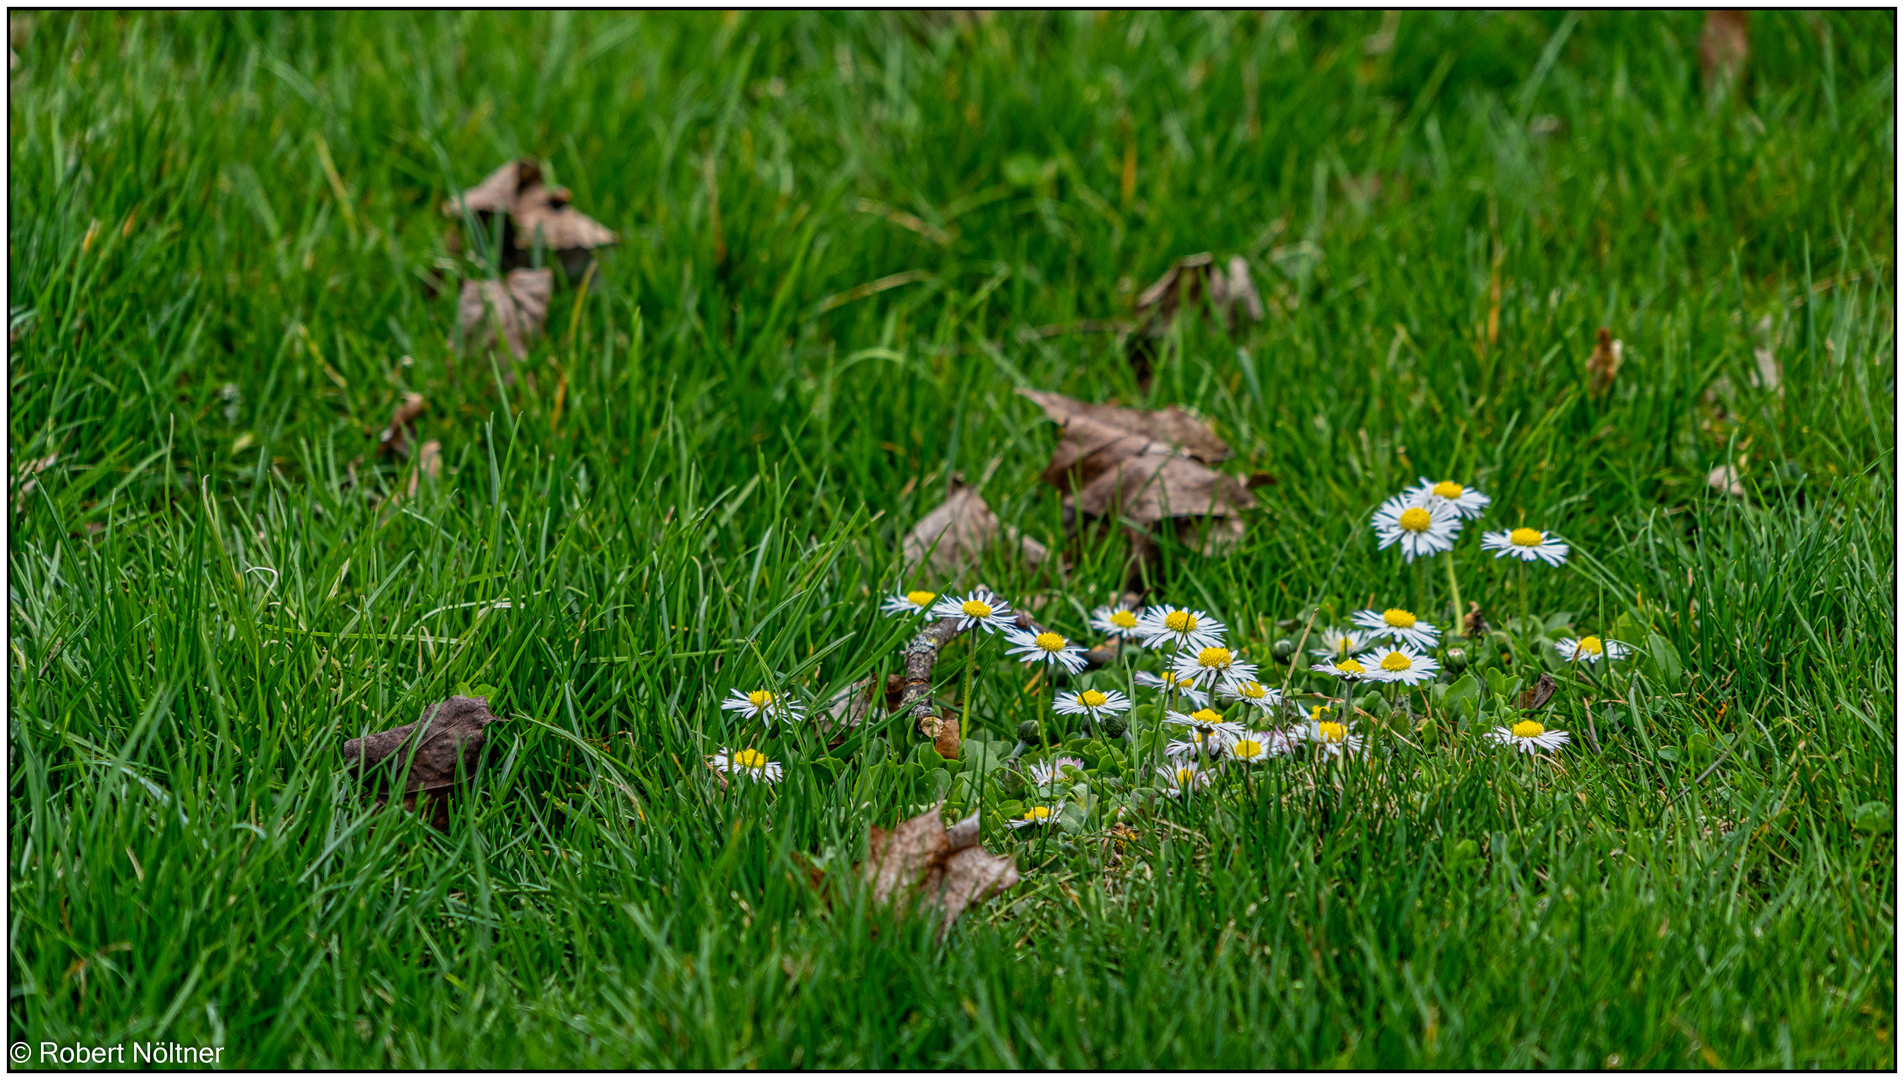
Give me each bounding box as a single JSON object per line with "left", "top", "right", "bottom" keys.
{"left": 1587, "top": 327, "right": 1623, "bottom": 398}
{"left": 457, "top": 268, "right": 553, "bottom": 360}
{"left": 861, "top": 803, "right": 1021, "bottom": 939}
{"left": 1135, "top": 252, "right": 1264, "bottom": 330}
{"left": 443, "top": 158, "right": 618, "bottom": 282}
{"left": 376, "top": 392, "right": 426, "bottom": 459}
{"left": 1518, "top": 672, "right": 1558, "bottom": 713}
{"left": 343, "top": 695, "right": 497, "bottom": 828}
{"left": 1463, "top": 601, "right": 1489, "bottom": 640}
{"left": 1018, "top": 387, "right": 1254, "bottom": 533}
{"left": 900, "top": 479, "right": 1049, "bottom": 577}
{"left": 405, "top": 440, "right": 443, "bottom": 498}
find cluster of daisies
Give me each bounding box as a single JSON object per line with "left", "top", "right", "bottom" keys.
{"left": 709, "top": 475, "right": 1639, "bottom": 804}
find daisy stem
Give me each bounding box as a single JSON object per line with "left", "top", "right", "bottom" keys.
{"left": 960, "top": 632, "right": 978, "bottom": 744}
{"left": 1517, "top": 560, "right": 1530, "bottom": 643}
{"left": 1443, "top": 548, "right": 1465, "bottom": 637}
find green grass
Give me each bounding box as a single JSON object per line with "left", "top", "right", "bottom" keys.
{"left": 7, "top": 10, "right": 1894, "bottom": 1069}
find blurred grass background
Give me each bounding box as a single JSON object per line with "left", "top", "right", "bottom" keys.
{"left": 6, "top": 10, "right": 1895, "bottom": 1068}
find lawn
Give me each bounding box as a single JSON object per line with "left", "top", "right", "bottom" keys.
{"left": 6, "top": 10, "right": 1895, "bottom": 1069}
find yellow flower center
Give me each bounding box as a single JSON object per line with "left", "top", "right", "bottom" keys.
{"left": 1196, "top": 646, "right": 1233, "bottom": 668}
{"left": 1163, "top": 610, "right": 1197, "bottom": 632}
{"left": 961, "top": 599, "right": 994, "bottom": 618}
{"left": 1110, "top": 610, "right": 1138, "bottom": 629}
{"left": 1172, "top": 674, "right": 1198, "bottom": 690}
{"left": 1190, "top": 708, "right": 1224, "bottom": 726}
{"left": 1382, "top": 608, "right": 1417, "bottom": 629}
{"left": 732, "top": 748, "right": 767, "bottom": 769}
{"left": 1432, "top": 481, "right": 1464, "bottom": 498}
{"left": 1175, "top": 767, "right": 1198, "bottom": 785}
{"left": 1310, "top": 705, "right": 1332, "bottom": 721}
{"left": 1575, "top": 635, "right": 1604, "bottom": 656}
{"left": 1398, "top": 506, "right": 1433, "bottom": 532}
{"left": 1337, "top": 658, "right": 1365, "bottom": 675}
{"left": 1509, "top": 527, "right": 1544, "bottom": 547}
{"left": 747, "top": 690, "right": 775, "bottom": 709}
{"left": 1034, "top": 631, "right": 1067, "bottom": 652}
{"left": 1024, "top": 805, "right": 1052, "bottom": 821}
{"left": 1079, "top": 690, "right": 1108, "bottom": 708}
{"left": 905, "top": 590, "right": 935, "bottom": 607}
{"left": 1511, "top": 720, "right": 1545, "bottom": 739}
{"left": 1318, "top": 721, "right": 1347, "bottom": 742}
{"left": 1232, "top": 738, "right": 1262, "bottom": 758}
{"left": 1380, "top": 651, "right": 1411, "bottom": 672}
{"left": 1236, "top": 681, "right": 1266, "bottom": 699}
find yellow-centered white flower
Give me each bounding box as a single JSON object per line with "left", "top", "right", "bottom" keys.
{"left": 1350, "top": 606, "right": 1442, "bottom": 650}
{"left": 1008, "top": 801, "right": 1065, "bottom": 829}
{"left": 1356, "top": 643, "right": 1441, "bottom": 687}
{"left": 881, "top": 588, "right": 938, "bottom": 616}
{"left": 709, "top": 747, "right": 783, "bottom": 783}
{"left": 720, "top": 688, "right": 806, "bottom": 723}
{"left": 1170, "top": 644, "right": 1257, "bottom": 689}
{"left": 1405, "top": 476, "right": 1492, "bottom": 520}
{"left": 1089, "top": 603, "right": 1143, "bottom": 637}
{"left": 1004, "top": 627, "right": 1089, "bottom": 673}
{"left": 1481, "top": 527, "right": 1569, "bottom": 566}
{"left": 1554, "top": 635, "right": 1633, "bottom": 665}
{"left": 1309, "top": 626, "right": 1374, "bottom": 661}
{"left": 1485, "top": 719, "right": 1571, "bottom": 754}
{"left": 1219, "top": 676, "right": 1284, "bottom": 711}
{"left": 1053, "top": 687, "right": 1132, "bottom": 720}
{"left": 1371, "top": 492, "right": 1463, "bottom": 562}
{"left": 1133, "top": 670, "right": 1211, "bottom": 709}
{"left": 1156, "top": 761, "right": 1211, "bottom": 797}
{"left": 1134, "top": 605, "right": 1226, "bottom": 651}
{"left": 930, "top": 588, "right": 1016, "bottom": 634}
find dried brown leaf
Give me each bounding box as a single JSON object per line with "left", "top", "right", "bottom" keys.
{"left": 861, "top": 804, "right": 1020, "bottom": 939}
{"left": 1518, "top": 673, "right": 1558, "bottom": 713}
{"left": 443, "top": 158, "right": 618, "bottom": 280}
{"left": 1463, "top": 602, "right": 1489, "bottom": 640}
{"left": 343, "top": 695, "right": 497, "bottom": 806}
{"left": 1016, "top": 388, "right": 1230, "bottom": 463}
{"left": 933, "top": 710, "right": 962, "bottom": 760}
{"left": 377, "top": 392, "right": 426, "bottom": 459}
{"left": 1135, "top": 252, "right": 1264, "bottom": 331}
{"left": 406, "top": 440, "right": 442, "bottom": 498}
{"left": 1587, "top": 327, "right": 1623, "bottom": 397}
{"left": 900, "top": 481, "right": 1049, "bottom": 577}
{"left": 1707, "top": 463, "right": 1746, "bottom": 497}
{"left": 457, "top": 268, "right": 552, "bottom": 359}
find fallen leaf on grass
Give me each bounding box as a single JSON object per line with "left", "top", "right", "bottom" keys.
{"left": 1018, "top": 387, "right": 1254, "bottom": 556}
{"left": 1134, "top": 252, "right": 1264, "bottom": 330}
{"left": 1706, "top": 463, "right": 1746, "bottom": 497}
{"left": 1587, "top": 327, "right": 1623, "bottom": 397}
{"left": 456, "top": 268, "right": 552, "bottom": 360}
{"left": 1518, "top": 672, "right": 1558, "bottom": 713}
{"left": 443, "top": 158, "right": 618, "bottom": 282}
{"left": 405, "top": 440, "right": 442, "bottom": 497}
{"left": 376, "top": 393, "right": 426, "bottom": 459}
{"left": 861, "top": 803, "right": 1021, "bottom": 939}
{"left": 343, "top": 695, "right": 497, "bottom": 828}
{"left": 901, "top": 479, "right": 1049, "bottom": 577}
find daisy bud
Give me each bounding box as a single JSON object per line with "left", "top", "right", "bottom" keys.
{"left": 1444, "top": 647, "right": 1469, "bottom": 672}
{"left": 1016, "top": 720, "right": 1044, "bottom": 745}
{"left": 1100, "top": 713, "right": 1130, "bottom": 738}
{"left": 1271, "top": 638, "right": 1296, "bottom": 660}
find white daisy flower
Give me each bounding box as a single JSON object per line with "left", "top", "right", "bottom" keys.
{"left": 1163, "top": 707, "right": 1245, "bottom": 749}
{"left": 1480, "top": 527, "right": 1569, "bottom": 566}
{"left": 1485, "top": 719, "right": 1571, "bottom": 755}
{"left": 1053, "top": 687, "right": 1133, "bottom": 721}
{"left": 1027, "top": 756, "right": 1085, "bottom": 787}
{"left": 1008, "top": 801, "right": 1066, "bottom": 829}
{"left": 1003, "top": 627, "right": 1089, "bottom": 673}
{"left": 881, "top": 588, "right": 938, "bottom": 616}
{"left": 1309, "top": 626, "right": 1374, "bottom": 661}
{"left": 1219, "top": 676, "right": 1284, "bottom": 711}
{"left": 1223, "top": 729, "right": 1291, "bottom": 763}
{"left": 1370, "top": 492, "right": 1463, "bottom": 563}
{"left": 1358, "top": 644, "right": 1442, "bottom": 687}
{"left": 1350, "top": 607, "right": 1441, "bottom": 650}
{"left": 709, "top": 746, "right": 784, "bottom": 783}
{"left": 1170, "top": 644, "right": 1258, "bottom": 689}
{"left": 1134, "top": 605, "right": 1226, "bottom": 652}
{"left": 1301, "top": 716, "right": 1367, "bottom": 758}
{"left": 1405, "top": 476, "right": 1492, "bottom": 520}
{"left": 1156, "top": 761, "right": 1211, "bottom": 797}
{"left": 930, "top": 588, "right": 1016, "bottom": 634}
{"left": 1165, "top": 727, "right": 1232, "bottom": 760}
{"left": 1554, "top": 635, "right": 1634, "bottom": 665}
{"left": 720, "top": 688, "right": 806, "bottom": 723}
{"left": 1089, "top": 603, "right": 1143, "bottom": 637}
{"left": 1133, "top": 670, "right": 1211, "bottom": 709}
{"left": 1312, "top": 655, "right": 1374, "bottom": 683}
